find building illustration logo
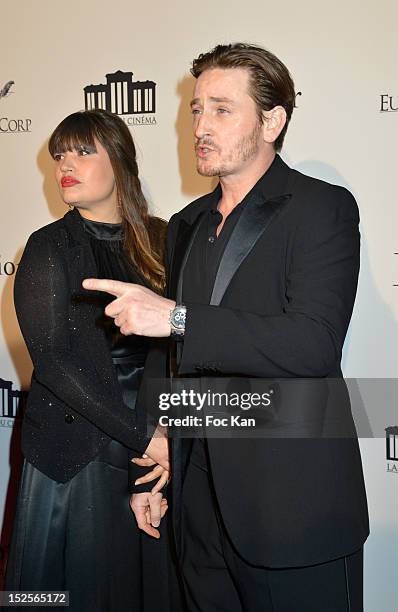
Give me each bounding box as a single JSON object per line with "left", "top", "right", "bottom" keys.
{"left": 0, "top": 80, "right": 14, "bottom": 100}
{"left": 84, "top": 70, "right": 156, "bottom": 126}
{"left": 386, "top": 426, "right": 398, "bottom": 473}
{"left": 0, "top": 377, "right": 27, "bottom": 426}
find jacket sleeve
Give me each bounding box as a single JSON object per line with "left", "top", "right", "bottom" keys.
{"left": 128, "top": 217, "right": 178, "bottom": 492}
{"left": 14, "top": 231, "right": 149, "bottom": 454}
{"left": 178, "top": 186, "right": 360, "bottom": 378}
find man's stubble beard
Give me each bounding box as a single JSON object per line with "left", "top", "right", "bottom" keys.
{"left": 196, "top": 121, "right": 263, "bottom": 177}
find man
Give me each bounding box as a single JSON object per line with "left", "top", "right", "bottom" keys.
{"left": 84, "top": 43, "right": 369, "bottom": 611}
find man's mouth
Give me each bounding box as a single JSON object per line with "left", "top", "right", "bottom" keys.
{"left": 196, "top": 145, "right": 215, "bottom": 157}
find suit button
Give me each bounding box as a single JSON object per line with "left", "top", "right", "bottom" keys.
{"left": 65, "top": 414, "right": 74, "bottom": 424}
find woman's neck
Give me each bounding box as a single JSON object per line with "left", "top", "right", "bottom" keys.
{"left": 75, "top": 205, "right": 122, "bottom": 224}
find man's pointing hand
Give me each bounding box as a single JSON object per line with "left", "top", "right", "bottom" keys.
{"left": 82, "top": 279, "right": 176, "bottom": 337}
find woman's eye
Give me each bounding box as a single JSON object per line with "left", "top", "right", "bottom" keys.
{"left": 78, "top": 147, "right": 90, "bottom": 156}
{"left": 53, "top": 153, "right": 64, "bottom": 161}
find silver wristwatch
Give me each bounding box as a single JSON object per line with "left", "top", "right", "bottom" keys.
{"left": 169, "top": 304, "right": 187, "bottom": 338}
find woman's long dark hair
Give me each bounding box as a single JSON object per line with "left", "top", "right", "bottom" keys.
{"left": 48, "top": 109, "right": 165, "bottom": 293}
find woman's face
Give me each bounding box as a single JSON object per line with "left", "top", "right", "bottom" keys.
{"left": 53, "top": 138, "right": 118, "bottom": 218}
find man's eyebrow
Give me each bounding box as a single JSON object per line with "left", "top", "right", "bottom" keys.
{"left": 190, "top": 96, "right": 235, "bottom": 107}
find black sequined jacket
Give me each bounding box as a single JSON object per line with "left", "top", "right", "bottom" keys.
{"left": 14, "top": 209, "right": 151, "bottom": 482}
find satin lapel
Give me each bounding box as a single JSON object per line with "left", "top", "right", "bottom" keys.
{"left": 64, "top": 240, "right": 125, "bottom": 390}
{"left": 64, "top": 245, "right": 102, "bottom": 363}
{"left": 210, "top": 194, "right": 291, "bottom": 306}
{"left": 170, "top": 212, "right": 206, "bottom": 302}
{"left": 63, "top": 209, "right": 98, "bottom": 293}
{"left": 63, "top": 226, "right": 115, "bottom": 368}
{"left": 65, "top": 245, "right": 97, "bottom": 293}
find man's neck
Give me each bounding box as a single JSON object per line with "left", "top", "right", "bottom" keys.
{"left": 218, "top": 152, "right": 276, "bottom": 217}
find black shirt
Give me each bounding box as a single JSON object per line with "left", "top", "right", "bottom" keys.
{"left": 182, "top": 191, "right": 247, "bottom": 305}
{"left": 181, "top": 187, "right": 249, "bottom": 466}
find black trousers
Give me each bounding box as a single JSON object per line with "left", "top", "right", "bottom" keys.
{"left": 180, "top": 440, "right": 363, "bottom": 612}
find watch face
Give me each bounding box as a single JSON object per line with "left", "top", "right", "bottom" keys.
{"left": 172, "top": 308, "right": 186, "bottom": 329}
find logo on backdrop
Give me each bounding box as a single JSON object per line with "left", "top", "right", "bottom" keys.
{"left": 0, "top": 80, "right": 14, "bottom": 99}
{"left": 84, "top": 70, "right": 157, "bottom": 126}
{"left": 0, "top": 377, "right": 27, "bottom": 427}
{"left": 0, "top": 79, "right": 32, "bottom": 134}
{"left": 380, "top": 94, "right": 398, "bottom": 112}
{"left": 386, "top": 426, "right": 398, "bottom": 473}
{"left": 0, "top": 256, "right": 18, "bottom": 276}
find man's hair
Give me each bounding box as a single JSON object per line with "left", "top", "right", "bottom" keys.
{"left": 191, "top": 43, "right": 297, "bottom": 151}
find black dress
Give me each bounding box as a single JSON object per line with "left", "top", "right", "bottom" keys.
{"left": 5, "top": 218, "right": 182, "bottom": 612}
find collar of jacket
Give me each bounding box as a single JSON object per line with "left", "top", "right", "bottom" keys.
{"left": 62, "top": 207, "right": 92, "bottom": 248}
{"left": 177, "top": 153, "right": 293, "bottom": 225}
{"left": 171, "top": 155, "right": 294, "bottom": 304}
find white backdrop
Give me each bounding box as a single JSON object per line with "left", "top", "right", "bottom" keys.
{"left": 1, "top": 1, "right": 397, "bottom": 608}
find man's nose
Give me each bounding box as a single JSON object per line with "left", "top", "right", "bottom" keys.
{"left": 194, "top": 112, "right": 212, "bottom": 141}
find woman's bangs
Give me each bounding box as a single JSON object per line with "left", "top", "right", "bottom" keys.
{"left": 48, "top": 113, "right": 97, "bottom": 157}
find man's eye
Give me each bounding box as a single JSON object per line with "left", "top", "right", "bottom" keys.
{"left": 191, "top": 108, "right": 201, "bottom": 115}
{"left": 217, "top": 108, "right": 229, "bottom": 114}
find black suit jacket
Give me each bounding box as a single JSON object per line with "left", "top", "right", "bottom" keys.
{"left": 15, "top": 209, "right": 150, "bottom": 483}
{"left": 138, "top": 155, "right": 369, "bottom": 568}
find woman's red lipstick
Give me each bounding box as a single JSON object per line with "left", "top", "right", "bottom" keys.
{"left": 61, "top": 177, "right": 81, "bottom": 188}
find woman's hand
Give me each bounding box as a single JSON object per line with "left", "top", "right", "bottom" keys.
{"left": 143, "top": 425, "right": 170, "bottom": 471}
{"left": 130, "top": 492, "right": 168, "bottom": 538}
{"left": 132, "top": 454, "right": 170, "bottom": 494}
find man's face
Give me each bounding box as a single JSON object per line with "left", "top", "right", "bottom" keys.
{"left": 191, "top": 67, "right": 264, "bottom": 178}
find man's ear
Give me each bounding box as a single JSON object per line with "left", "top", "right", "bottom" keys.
{"left": 261, "top": 106, "right": 287, "bottom": 145}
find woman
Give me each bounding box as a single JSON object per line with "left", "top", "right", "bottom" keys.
{"left": 5, "top": 109, "right": 182, "bottom": 611}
